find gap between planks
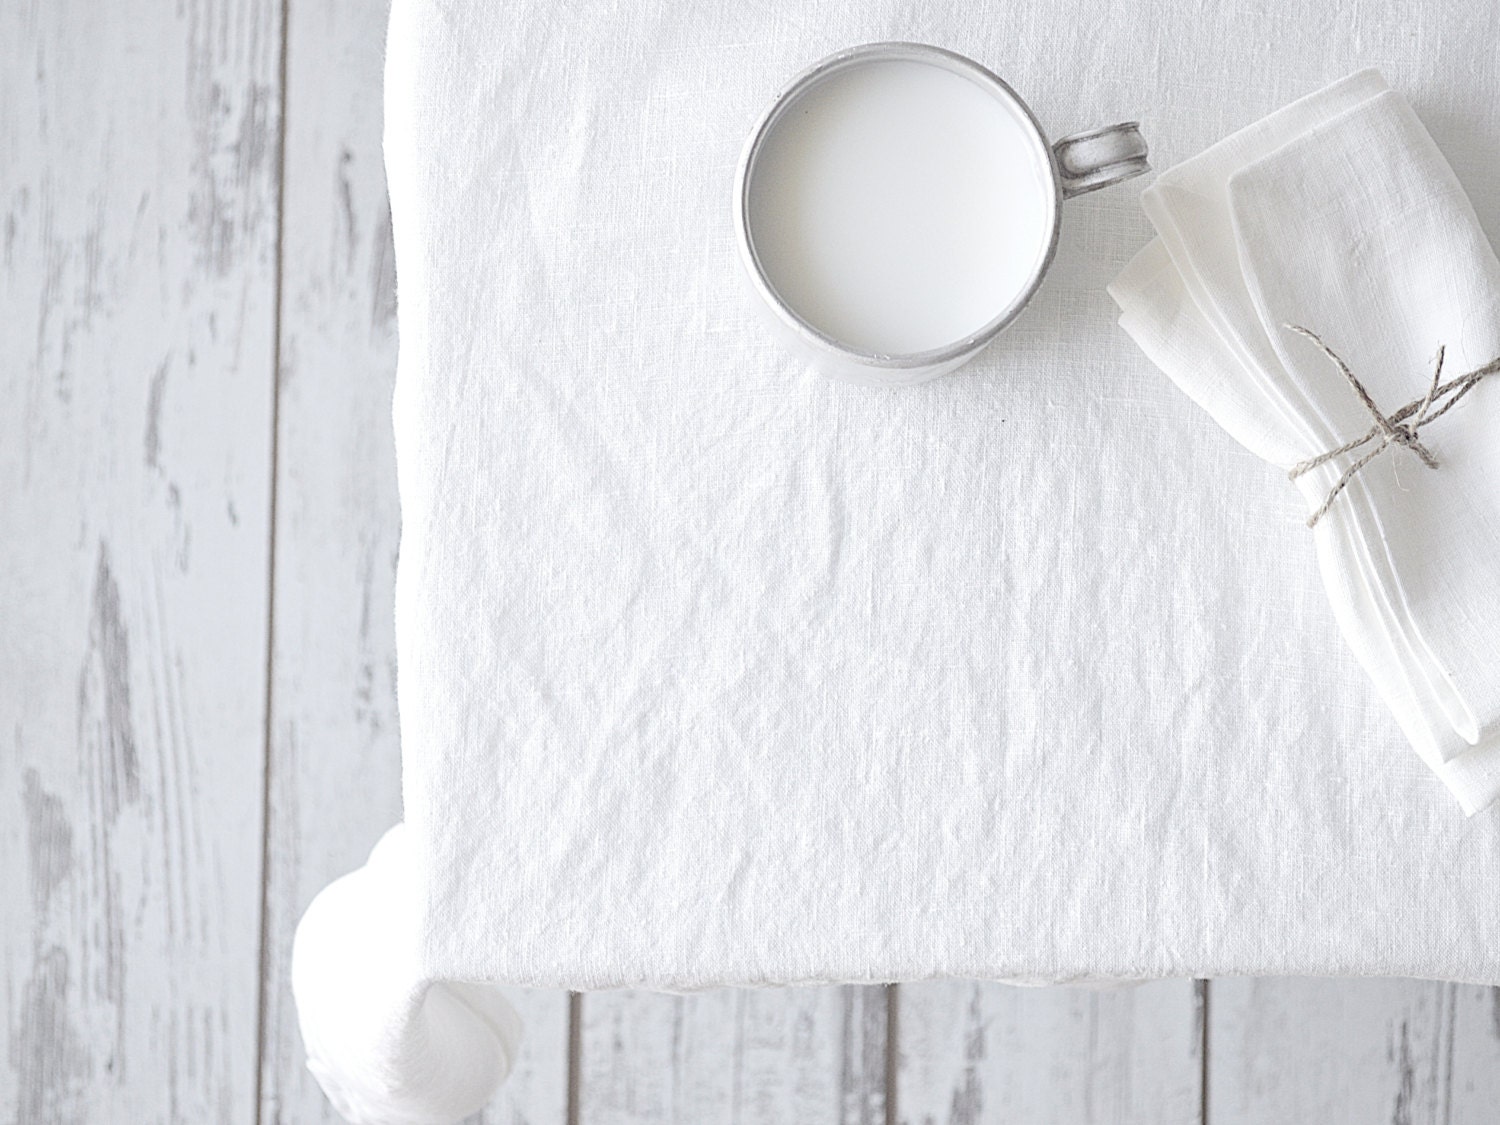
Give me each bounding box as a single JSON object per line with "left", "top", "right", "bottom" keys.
{"left": 253, "top": 0, "right": 294, "bottom": 1120}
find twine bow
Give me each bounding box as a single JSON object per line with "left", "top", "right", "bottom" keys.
{"left": 1285, "top": 325, "right": 1499, "bottom": 528}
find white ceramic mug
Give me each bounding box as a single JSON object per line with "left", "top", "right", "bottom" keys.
{"left": 734, "top": 42, "right": 1149, "bottom": 386}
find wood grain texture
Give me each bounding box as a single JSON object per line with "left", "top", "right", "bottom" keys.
{"left": 1444, "top": 986, "right": 1500, "bottom": 1124}
{"left": 0, "top": 0, "right": 281, "bottom": 1121}
{"left": 1209, "top": 978, "right": 1500, "bottom": 1125}
{"left": 577, "top": 986, "right": 888, "bottom": 1125}
{"left": 255, "top": 1, "right": 570, "bottom": 1121}
{"left": 254, "top": 0, "right": 402, "bottom": 1117}
{"left": 893, "top": 980, "right": 1203, "bottom": 1125}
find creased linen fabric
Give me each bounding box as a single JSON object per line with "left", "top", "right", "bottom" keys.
{"left": 1110, "top": 70, "right": 1500, "bottom": 814}
{"left": 294, "top": 0, "right": 1500, "bottom": 1120}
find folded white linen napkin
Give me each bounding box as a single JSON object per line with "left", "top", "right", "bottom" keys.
{"left": 1110, "top": 69, "right": 1500, "bottom": 813}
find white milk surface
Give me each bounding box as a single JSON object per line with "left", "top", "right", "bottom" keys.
{"left": 747, "top": 58, "right": 1055, "bottom": 356}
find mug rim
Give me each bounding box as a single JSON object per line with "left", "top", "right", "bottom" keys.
{"left": 733, "top": 41, "right": 1064, "bottom": 372}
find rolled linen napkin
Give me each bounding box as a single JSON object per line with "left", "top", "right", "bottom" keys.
{"left": 1110, "top": 69, "right": 1500, "bottom": 813}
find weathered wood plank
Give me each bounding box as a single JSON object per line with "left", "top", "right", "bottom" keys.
{"left": 578, "top": 986, "right": 888, "bottom": 1125}
{"left": 257, "top": 1, "right": 571, "bottom": 1121}
{"left": 1209, "top": 978, "right": 1500, "bottom": 1125}
{"left": 1446, "top": 985, "right": 1500, "bottom": 1124}
{"left": 0, "top": 0, "right": 281, "bottom": 1121}
{"left": 893, "top": 980, "right": 1202, "bottom": 1125}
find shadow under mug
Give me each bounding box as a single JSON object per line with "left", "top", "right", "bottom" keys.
{"left": 734, "top": 42, "right": 1149, "bottom": 386}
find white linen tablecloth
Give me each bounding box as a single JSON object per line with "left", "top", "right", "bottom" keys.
{"left": 294, "top": 0, "right": 1500, "bottom": 1120}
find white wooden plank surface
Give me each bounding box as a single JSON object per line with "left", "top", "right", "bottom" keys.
{"left": 893, "top": 980, "right": 1202, "bottom": 1125}
{"left": 0, "top": 0, "right": 281, "bottom": 1121}
{"left": 1210, "top": 978, "right": 1500, "bottom": 1125}
{"left": 1445, "top": 985, "right": 1500, "bottom": 1124}
{"left": 256, "top": 1, "right": 571, "bottom": 1122}
{"left": 578, "top": 986, "right": 888, "bottom": 1125}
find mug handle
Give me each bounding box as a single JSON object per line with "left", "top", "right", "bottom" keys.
{"left": 1053, "top": 122, "right": 1149, "bottom": 199}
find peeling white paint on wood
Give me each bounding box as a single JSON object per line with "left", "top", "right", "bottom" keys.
{"left": 254, "top": 0, "right": 406, "bottom": 1117}
{"left": 1209, "top": 978, "right": 1500, "bottom": 1125}
{"left": 578, "top": 986, "right": 889, "bottom": 1125}
{"left": 0, "top": 0, "right": 281, "bottom": 1121}
{"left": 893, "top": 979, "right": 1202, "bottom": 1125}
{"left": 1445, "top": 986, "right": 1500, "bottom": 1125}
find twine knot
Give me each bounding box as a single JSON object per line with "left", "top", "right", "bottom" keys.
{"left": 1285, "top": 325, "right": 1498, "bottom": 528}
{"left": 1389, "top": 422, "right": 1421, "bottom": 448}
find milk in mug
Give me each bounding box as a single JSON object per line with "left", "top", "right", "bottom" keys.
{"left": 745, "top": 57, "right": 1056, "bottom": 357}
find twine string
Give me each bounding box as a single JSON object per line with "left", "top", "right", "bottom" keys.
{"left": 1284, "top": 325, "right": 1499, "bottom": 528}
